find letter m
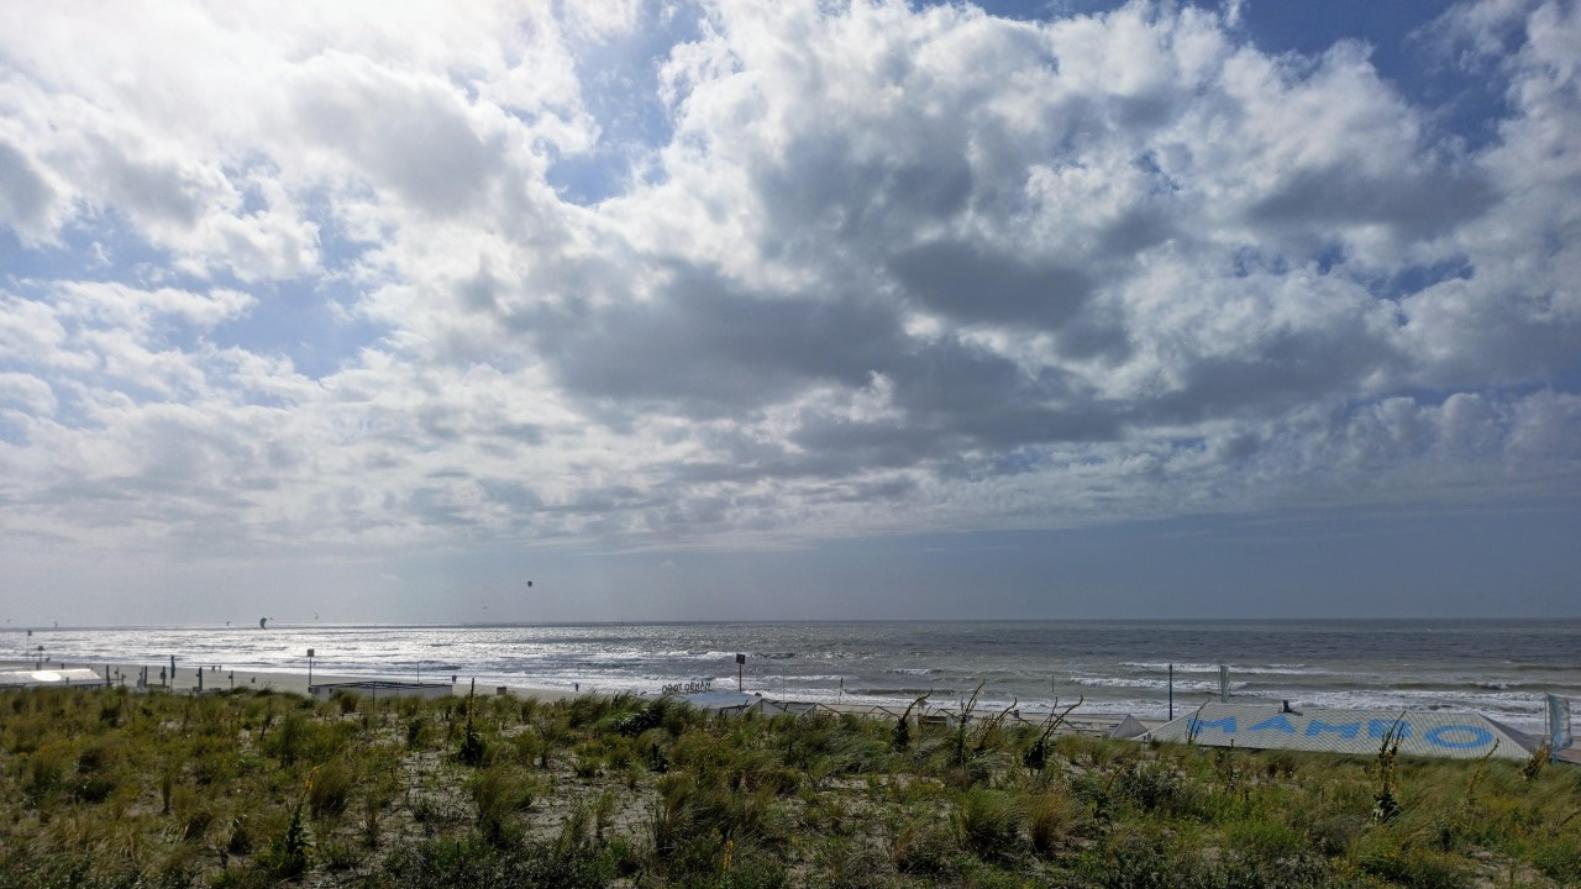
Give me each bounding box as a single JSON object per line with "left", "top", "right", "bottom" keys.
{"left": 1190, "top": 716, "right": 1237, "bottom": 734}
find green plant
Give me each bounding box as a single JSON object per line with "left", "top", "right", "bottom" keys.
{"left": 271, "top": 802, "right": 311, "bottom": 878}
{"left": 893, "top": 694, "right": 928, "bottom": 752}
{"left": 333, "top": 690, "right": 359, "bottom": 715}
{"left": 951, "top": 683, "right": 985, "bottom": 767}
{"left": 309, "top": 758, "right": 355, "bottom": 820}
{"left": 1027, "top": 790, "right": 1079, "bottom": 856}
{"left": 472, "top": 765, "right": 533, "bottom": 846}
{"left": 893, "top": 819, "right": 960, "bottom": 876}
{"left": 226, "top": 814, "right": 255, "bottom": 856}
{"left": 1023, "top": 697, "right": 1083, "bottom": 775}
{"left": 954, "top": 788, "right": 1023, "bottom": 861}
{"left": 457, "top": 696, "right": 486, "bottom": 767}
{"left": 362, "top": 779, "right": 395, "bottom": 849}
{"left": 1522, "top": 741, "right": 1550, "bottom": 783}
{"left": 1354, "top": 830, "right": 1471, "bottom": 889}
{"left": 1372, "top": 717, "right": 1405, "bottom": 824}
{"left": 1114, "top": 759, "right": 1184, "bottom": 814}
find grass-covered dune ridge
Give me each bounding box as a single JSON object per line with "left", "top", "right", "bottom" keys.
{"left": 1, "top": 687, "right": 1577, "bottom": 888}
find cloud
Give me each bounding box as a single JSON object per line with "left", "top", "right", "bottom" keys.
{"left": 0, "top": 0, "right": 1577, "bottom": 568}
{"left": 0, "top": 139, "right": 60, "bottom": 243}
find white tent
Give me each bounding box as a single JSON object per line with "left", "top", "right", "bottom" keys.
{"left": 1140, "top": 703, "right": 1538, "bottom": 762}
{"left": 0, "top": 668, "right": 111, "bottom": 689}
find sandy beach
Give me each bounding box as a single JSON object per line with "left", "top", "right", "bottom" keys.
{"left": 2, "top": 657, "right": 1145, "bottom": 738}
{"left": 0, "top": 659, "right": 590, "bottom": 702}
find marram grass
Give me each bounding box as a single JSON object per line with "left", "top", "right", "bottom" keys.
{"left": 0, "top": 686, "right": 1578, "bottom": 888}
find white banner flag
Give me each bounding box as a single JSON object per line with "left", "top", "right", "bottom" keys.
{"left": 1547, "top": 694, "right": 1573, "bottom": 753}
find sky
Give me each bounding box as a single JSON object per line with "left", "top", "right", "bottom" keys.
{"left": 1, "top": 0, "right": 1578, "bottom": 625}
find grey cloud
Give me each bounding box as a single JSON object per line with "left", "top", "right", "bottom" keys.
{"left": 0, "top": 140, "right": 55, "bottom": 237}
{"left": 406, "top": 486, "right": 478, "bottom": 527}
{"left": 1249, "top": 165, "right": 1498, "bottom": 245}
{"left": 888, "top": 239, "right": 1092, "bottom": 328}
{"left": 478, "top": 478, "right": 541, "bottom": 510}
{"left": 1142, "top": 322, "right": 1399, "bottom": 424}
{"left": 535, "top": 265, "right": 900, "bottom": 415}
{"left": 754, "top": 132, "right": 976, "bottom": 249}
{"left": 293, "top": 56, "right": 504, "bottom": 215}
{"left": 90, "top": 136, "right": 206, "bottom": 227}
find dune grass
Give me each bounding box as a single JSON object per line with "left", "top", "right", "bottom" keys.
{"left": 1, "top": 686, "right": 1577, "bottom": 888}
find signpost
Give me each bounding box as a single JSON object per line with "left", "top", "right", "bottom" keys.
{"left": 735, "top": 653, "right": 746, "bottom": 693}
{"left": 1168, "top": 663, "right": 1174, "bottom": 720}
{"left": 307, "top": 648, "right": 315, "bottom": 687}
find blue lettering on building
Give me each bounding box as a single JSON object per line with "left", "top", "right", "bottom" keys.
{"left": 1190, "top": 716, "right": 1237, "bottom": 734}
{"left": 1424, "top": 725, "right": 1493, "bottom": 749}
{"left": 1306, "top": 720, "right": 1361, "bottom": 739}
{"left": 1248, "top": 715, "right": 1296, "bottom": 734}
{"left": 1368, "top": 720, "right": 1411, "bottom": 740}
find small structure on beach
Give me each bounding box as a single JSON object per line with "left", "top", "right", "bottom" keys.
{"left": 680, "top": 690, "right": 759, "bottom": 713}
{"left": 308, "top": 680, "right": 452, "bottom": 701}
{"left": 1139, "top": 703, "right": 1543, "bottom": 762}
{"left": 0, "top": 668, "right": 110, "bottom": 690}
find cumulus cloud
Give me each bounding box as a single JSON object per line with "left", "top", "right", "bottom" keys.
{"left": 0, "top": 0, "right": 1577, "bottom": 566}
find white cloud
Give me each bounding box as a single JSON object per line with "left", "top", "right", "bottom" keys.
{"left": 0, "top": 0, "right": 1576, "bottom": 567}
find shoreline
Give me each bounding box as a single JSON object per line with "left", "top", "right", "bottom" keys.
{"left": 10, "top": 621, "right": 1573, "bottom": 734}
{"left": 1, "top": 658, "right": 1147, "bottom": 734}
{"left": 0, "top": 659, "right": 592, "bottom": 701}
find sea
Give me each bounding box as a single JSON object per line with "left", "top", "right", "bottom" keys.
{"left": 10, "top": 620, "right": 1579, "bottom": 731}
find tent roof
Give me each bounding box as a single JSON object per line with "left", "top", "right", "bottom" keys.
{"left": 1140, "top": 703, "right": 1537, "bottom": 761}
{"left": 681, "top": 690, "right": 759, "bottom": 710}
{"left": 0, "top": 668, "right": 110, "bottom": 688}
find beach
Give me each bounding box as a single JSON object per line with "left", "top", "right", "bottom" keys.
{"left": 0, "top": 659, "right": 597, "bottom": 703}
{"left": 8, "top": 619, "right": 1579, "bottom": 731}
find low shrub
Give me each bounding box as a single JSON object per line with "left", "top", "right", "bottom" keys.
{"left": 1353, "top": 830, "right": 1472, "bottom": 889}
{"left": 955, "top": 788, "right": 1024, "bottom": 861}
{"left": 309, "top": 758, "right": 355, "bottom": 820}
{"left": 1027, "top": 790, "right": 1080, "bottom": 856}
{"left": 472, "top": 765, "right": 535, "bottom": 846}
{"left": 893, "top": 818, "right": 961, "bottom": 876}
{"left": 382, "top": 835, "right": 614, "bottom": 889}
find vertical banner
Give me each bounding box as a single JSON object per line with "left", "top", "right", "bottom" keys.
{"left": 1548, "top": 694, "right": 1573, "bottom": 755}
{"left": 1219, "top": 664, "right": 1229, "bottom": 703}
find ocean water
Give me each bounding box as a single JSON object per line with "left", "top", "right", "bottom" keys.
{"left": 10, "top": 620, "right": 1579, "bottom": 731}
